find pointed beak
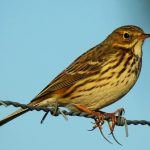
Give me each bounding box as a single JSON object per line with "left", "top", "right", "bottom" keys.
{"left": 139, "top": 33, "right": 150, "bottom": 40}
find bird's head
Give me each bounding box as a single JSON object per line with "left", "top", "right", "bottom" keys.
{"left": 105, "top": 25, "right": 150, "bottom": 57}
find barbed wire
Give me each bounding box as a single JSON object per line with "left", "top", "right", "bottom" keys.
{"left": 0, "top": 100, "right": 150, "bottom": 127}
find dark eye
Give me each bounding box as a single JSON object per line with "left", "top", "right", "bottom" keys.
{"left": 123, "top": 33, "right": 130, "bottom": 39}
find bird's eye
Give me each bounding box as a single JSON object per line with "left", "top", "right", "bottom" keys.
{"left": 123, "top": 32, "right": 130, "bottom": 39}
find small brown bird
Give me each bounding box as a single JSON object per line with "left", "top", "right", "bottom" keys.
{"left": 0, "top": 26, "right": 150, "bottom": 140}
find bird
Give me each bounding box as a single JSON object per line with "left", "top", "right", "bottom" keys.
{"left": 0, "top": 25, "right": 149, "bottom": 142}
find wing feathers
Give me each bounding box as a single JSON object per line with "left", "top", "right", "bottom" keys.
{"left": 32, "top": 44, "right": 110, "bottom": 101}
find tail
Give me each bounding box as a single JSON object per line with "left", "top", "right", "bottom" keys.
{"left": 0, "top": 108, "right": 29, "bottom": 126}
{"left": 0, "top": 100, "right": 40, "bottom": 126}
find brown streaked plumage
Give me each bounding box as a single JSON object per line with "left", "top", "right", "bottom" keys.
{"left": 0, "top": 25, "right": 150, "bottom": 129}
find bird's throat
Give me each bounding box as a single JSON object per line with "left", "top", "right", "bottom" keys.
{"left": 132, "top": 40, "right": 143, "bottom": 58}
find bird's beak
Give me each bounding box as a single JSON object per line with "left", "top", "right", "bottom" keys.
{"left": 139, "top": 33, "right": 150, "bottom": 40}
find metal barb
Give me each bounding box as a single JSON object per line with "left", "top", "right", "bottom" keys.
{"left": 41, "top": 112, "right": 49, "bottom": 124}
{"left": 124, "top": 118, "right": 128, "bottom": 137}
{"left": 59, "top": 109, "right": 68, "bottom": 121}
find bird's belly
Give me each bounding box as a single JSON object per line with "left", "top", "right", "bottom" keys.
{"left": 65, "top": 67, "right": 139, "bottom": 111}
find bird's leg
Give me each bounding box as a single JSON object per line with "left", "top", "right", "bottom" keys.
{"left": 102, "top": 108, "right": 124, "bottom": 146}
{"left": 98, "top": 108, "right": 124, "bottom": 146}
{"left": 74, "top": 104, "right": 124, "bottom": 145}
{"left": 103, "top": 108, "right": 125, "bottom": 133}
{"left": 74, "top": 104, "right": 112, "bottom": 144}
{"left": 94, "top": 117, "right": 112, "bottom": 144}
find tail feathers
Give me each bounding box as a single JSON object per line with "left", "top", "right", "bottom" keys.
{"left": 0, "top": 108, "right": 29, "bottom": 126}
{"left": 0, "top": 98, "right": 43, "bottom": 126}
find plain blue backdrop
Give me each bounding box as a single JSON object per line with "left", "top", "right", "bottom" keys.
{"left": 0, "top": 0, "right": 150, "bottom": 150}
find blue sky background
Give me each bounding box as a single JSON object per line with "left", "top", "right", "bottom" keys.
{"left": 0, "top": 0, "right": 150, "bottom": 150}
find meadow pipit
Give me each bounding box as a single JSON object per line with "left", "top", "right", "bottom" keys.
{"left": 0, "top": 25, "right": 150, "bottom": 143}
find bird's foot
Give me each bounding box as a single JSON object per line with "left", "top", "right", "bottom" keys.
{"left": 103, "top": 108, "right": 125, "bottom": 133}
{"left": 74, "top": 104, "right": 124, "bottom": 145}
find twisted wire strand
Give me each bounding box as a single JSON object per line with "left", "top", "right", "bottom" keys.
{"left": 0, "top": 100, "right": 150, "bottom": 127}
